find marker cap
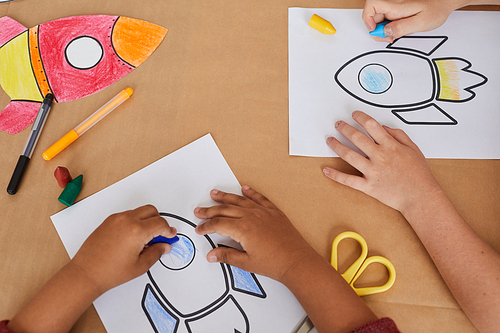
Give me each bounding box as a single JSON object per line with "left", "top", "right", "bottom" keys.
{"left": 43, "top": 130, "right": 80, "bottom": 160}
{"left": 124, "top": 87, "right": 134, "bottom": 97}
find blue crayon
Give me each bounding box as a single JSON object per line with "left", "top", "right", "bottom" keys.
{"left": 369, "top": 21, "right": 391, "bottom": 38}
{"left": 148, "top": 235, "right": 180, "bottom": 246}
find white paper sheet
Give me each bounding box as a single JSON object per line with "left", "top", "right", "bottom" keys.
{"left": 51, "top": 134, "right": 305, "bottom": 333}
{"left": 289, "top": 8, "right": 500, "bottom": 159}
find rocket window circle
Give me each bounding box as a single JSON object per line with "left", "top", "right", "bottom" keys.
{"left": 159, "top": 234, "right": 196, "bottom": 271}
{"left": 65, "top": 36, "right": 104, "bottom": 70}
{"left": 358, "top": 64, "right": 393, "bottom": 94}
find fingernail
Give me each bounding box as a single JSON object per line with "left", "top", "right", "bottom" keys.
{"left": 352, "top": 111, "right": 358, "bottom": 117}
{"left": 163, "top": 244, "right": 171, "bottom": 255}
{"left": 208, "top": 255, "right": 217, "bottom": 263}
{"left": 242, "top": 185, "right": 250, "bottom": 191}
{"left": 194, "top": 207, "right": 201, "bottom": 213}
{"left": 326, "top": 137, "right": 333, "bottom": 144}
{"left": 211, "top": 189, "right": 219, "bottom": 195}
{"left": 384, "top": 25, "right": 393, "bottom": 36}
{"left": 335, "top": 121, "right": 343, "bottom": 128}
{"left": 323, "top": 168, "right": 330, "bottom": 175}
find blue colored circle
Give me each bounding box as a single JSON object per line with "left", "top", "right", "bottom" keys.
{"left": 358, "top": 64, "right": 393, "bottom": 94}
{"left": 159, "top": 234, "right": 196, "bottom": 270}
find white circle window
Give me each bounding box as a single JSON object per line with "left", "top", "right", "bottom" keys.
{"left": 65, "top": 36, "right": 104, "bottom": 70}
{"left": 358, "top": 64, "right": 393, "bottom": 94}
{"left": 159, "top": 234, "right": 196, "bottom": 271}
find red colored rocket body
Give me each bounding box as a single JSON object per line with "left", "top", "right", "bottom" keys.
{"left": 0, "top": 15, "right": 167, "bottom": 134}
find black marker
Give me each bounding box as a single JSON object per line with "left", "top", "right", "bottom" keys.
{"left": 7, "top": 94, "right": 54, "bottom": 195}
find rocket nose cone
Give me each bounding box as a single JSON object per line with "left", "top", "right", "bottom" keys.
{"left": 112, "top": 17, "right": 167, "bottom": 67}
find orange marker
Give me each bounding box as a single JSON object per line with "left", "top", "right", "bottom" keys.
{"left": 43, "top": 88, "right": 133, "bottom": 160}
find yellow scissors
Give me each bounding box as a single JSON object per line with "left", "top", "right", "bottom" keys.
{"left": 331, "top": 231, "right": 396, "bottom": 296}
{"left": 294, "top": 231, "right": 396, "bottom": 333}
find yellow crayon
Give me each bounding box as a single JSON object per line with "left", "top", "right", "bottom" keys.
{"left": 308, "top": 14, "right": 336, "bottom": 35}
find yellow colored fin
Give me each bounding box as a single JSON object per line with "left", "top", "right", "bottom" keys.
{"left": 0, "top": 31, "right": 43, "bottom": 102}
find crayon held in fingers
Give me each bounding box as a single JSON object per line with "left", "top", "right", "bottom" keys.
{"left": 309, "top": 14, "right": 336, "bottom": 35}
{"left": 148, "top": 235, "right": 180, "bottom": 246}
{"left": 369, "top": 21, "right": 391, "bottom": 38}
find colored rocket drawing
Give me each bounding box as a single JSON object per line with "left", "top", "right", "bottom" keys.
{"left": 334, "top": 36, "right": 487, "bottom": 125}
{"left": 0, "top": 15, "right": 167, "bottom": 134}
{"left": 143, "top": 213, "right": 266, "bottom": 333}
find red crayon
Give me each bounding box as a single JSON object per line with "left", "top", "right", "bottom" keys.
{"left": 54, "top": 166, "right": 72, "bottom": 188}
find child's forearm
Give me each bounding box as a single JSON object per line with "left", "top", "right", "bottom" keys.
{"left": 280, "top": 251, "right": 378, "bottom": 333}
{"left": 8, "top": 205, "right": 174, "bottom": 333}
{"left": 7, "top": 262, "right": 101, "bottom": 333}
{"left": 402, "top": 191, "right": 500, "bottom": 332}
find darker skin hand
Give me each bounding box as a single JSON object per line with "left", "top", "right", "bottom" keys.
{"left": 8, "top": 205, "right": 177, "bottom": 333}
{"left": 72, "top": 205, "right": 178, "bottom": 293}
{"left": 194, "top": 186, "right": 317, "bottom": 282}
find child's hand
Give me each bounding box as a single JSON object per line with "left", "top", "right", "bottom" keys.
{"left": 194, "top": 186, "right": 317, "bottom": 282}
{"left": 362, "top": 0, "right": 459, "bottom": 41}
{"left": 71, "top": 205, "right": 177, "bottom": 294}
{"left": 323, "top": 111, "right": 443, "bottom": 215}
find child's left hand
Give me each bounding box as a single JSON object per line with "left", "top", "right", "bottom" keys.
{"left": 194, "top": 186, "right": 317, "bottom": 283}
{"left": 71, "top": 205, "right": 177, "bottom": 293}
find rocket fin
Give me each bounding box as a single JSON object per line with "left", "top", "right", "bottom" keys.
{"left": 227, "top": 264, "right": 266, "bottom": 298}
{"left": 0, "top": 17, "right": 28, "bottom": 47}
{"left": 142, "top": 284, "right": 179, "bottom": 333}
{"left": 0, "top": 100, "right": 42, "bottom": 134}
{"left": 392, "top": 103, "right": 458, "bottom": 125}
{"left": 185, "top": 295, "right": 249, "bottom": 333}
{"left": 387, "top": 36, "right": 447, "bottom": 56}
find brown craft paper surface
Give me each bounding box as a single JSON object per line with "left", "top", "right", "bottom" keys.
{"left": 1, "top": 1, "right": 499, "bottom": 332}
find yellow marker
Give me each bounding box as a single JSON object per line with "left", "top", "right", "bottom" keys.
{"left": 308, "top": 14, "right": 336, "bottom": 35}
{"left": 42, "top": 88, "right": 133, "bottom": 160}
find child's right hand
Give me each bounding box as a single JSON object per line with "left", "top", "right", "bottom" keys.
{"left": 194, "top": 186, "right": 318, "bottom": 283}
{"left": 362, "top": 0, "right": 461, "bottom": 41}
{"left": 71, "top": 205, "right": 177, "bottom": 294}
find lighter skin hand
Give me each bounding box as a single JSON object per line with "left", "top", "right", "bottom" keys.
{"left": 362, "top": 0, "right": 461, "bottom": 41}
{"left": 322, "top": 111, "right": 443, "bottom": 214}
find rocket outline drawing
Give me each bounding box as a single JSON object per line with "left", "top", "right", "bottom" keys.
{"left": 334, "top": 36, "right": 488, "bottom": 125}
{"left": 142, "top": 213, "right": 267, "bottom": 333}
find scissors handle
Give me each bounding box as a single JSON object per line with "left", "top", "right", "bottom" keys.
{"left": 350, "top": 255, "right": 396, "bottom": 296}
{"left": 331, "top": 231, "right": 396, "bottom": 296}
{"left": 331, "top": 231, "right": 368, "bottom": 284}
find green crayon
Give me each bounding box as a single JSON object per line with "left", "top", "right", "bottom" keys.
{"left": 58, "top": 174, "right": 83, "bottom": 206}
